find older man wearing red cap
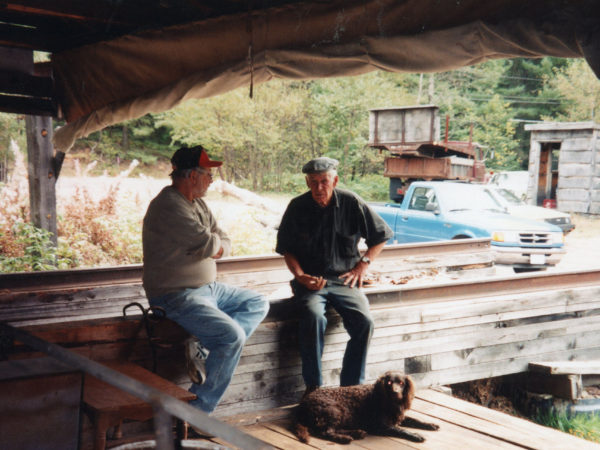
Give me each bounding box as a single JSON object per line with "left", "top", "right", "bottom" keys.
{"left": 142, "top": 145, "right": 269, "bottom": 414}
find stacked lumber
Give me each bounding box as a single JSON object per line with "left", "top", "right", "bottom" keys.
{"left": 215, "top": 279, "right": 600, "bottom": 415}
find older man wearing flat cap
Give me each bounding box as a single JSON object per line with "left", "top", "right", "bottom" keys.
{"left": 142, "top": 145, "right": 269, "bottom": 415}
{"left": 276, "top": 156, "right": 392, "bottom": 393}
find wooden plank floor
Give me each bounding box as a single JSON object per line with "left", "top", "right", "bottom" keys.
{"left": 200, "top": 389, "right": 600, "bottom": 449}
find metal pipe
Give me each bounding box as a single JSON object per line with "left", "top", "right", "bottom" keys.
{"left": 153, "top": 405, "right": 175, "bottom": 450}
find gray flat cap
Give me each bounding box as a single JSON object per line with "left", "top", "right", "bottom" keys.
{"left": 302, "top": 156, "right": 339, "bottom": 174}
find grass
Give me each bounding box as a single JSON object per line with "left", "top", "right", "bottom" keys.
{"left": 533, "top": 410, "right": 600, "bottom": 443}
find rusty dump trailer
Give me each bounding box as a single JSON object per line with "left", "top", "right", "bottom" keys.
{"left": 368, "top": 105, "right": 486, "bottom": 202}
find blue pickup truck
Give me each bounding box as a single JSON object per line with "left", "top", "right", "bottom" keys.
{"left": 371, "top": 181, "right": 565, "bottom": 272}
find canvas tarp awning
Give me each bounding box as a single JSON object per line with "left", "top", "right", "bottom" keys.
{"left": 51, "top": 0, "right": 599, "bottom": 151}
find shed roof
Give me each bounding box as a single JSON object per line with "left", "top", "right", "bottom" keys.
{"left": 525, "top": 122, "right": 600, "bottom": 132}
{"left": 1, "top": 0, "right": 599, "bottom": 151}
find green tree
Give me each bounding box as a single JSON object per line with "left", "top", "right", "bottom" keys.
{"left": 432, "top": 61, "right": 519, "bottom": 168}
{"left": 71, "top": 115, "right": 171, "bottom": 174}
{"left": 0, "top": 113, "right": 26, "bottom": 179}
{"left": 544, "top": 59, "right": 600, "bottom": 121}
{"left": 156, "top": 81, "right": 308, "bottom": 190}
{"left": 157, "top": 73, "right": 416, "bottom": 190}
{"left": 496, "top": 58, "right": 569, "bottom": 164}
{"left": 304, "top": 72, "right": 415, "bottom": 182}
{"left": 472, "top": 95, "right": 520, "bottom": 170}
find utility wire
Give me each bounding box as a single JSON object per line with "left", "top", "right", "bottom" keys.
{"left": 467, "top": 96, "right": 564, "bottom": 105}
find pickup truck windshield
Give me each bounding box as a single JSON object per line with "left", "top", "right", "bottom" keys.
{"left": 494, "top": 188, "right": 523, "bottom": 205}
{"left": 441, "top": 186, "right": 505, "bottom": 213}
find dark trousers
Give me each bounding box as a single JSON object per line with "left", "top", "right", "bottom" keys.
{"left": 291, "top": 279, "right": 374, "bottom": 387}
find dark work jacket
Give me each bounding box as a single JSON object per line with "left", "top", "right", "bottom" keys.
{"left": 275, "top": 188, "right": 393, "bottom": 277}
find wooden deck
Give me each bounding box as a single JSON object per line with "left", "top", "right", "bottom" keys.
{"left": 195, "top": 389, "right": 599, "bottom": 450}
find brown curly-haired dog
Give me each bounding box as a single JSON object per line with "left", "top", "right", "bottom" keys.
{"left": 294, "top": 372, "right": 439, "bottom": 444}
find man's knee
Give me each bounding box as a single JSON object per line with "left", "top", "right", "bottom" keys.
{"left": 253, "top": 294, "right": 270, "bottom": 316}
{"left": 348, "top": 309, "right": 374, "bottom": 338}
{"left": 221, "top": 322, "right": 246, "bottom": 349}
{"left": 301, "top": 304, "right": 327, "bottom": 329}
{"left": 362, "top": 313, "right": 375, "bottom": 335}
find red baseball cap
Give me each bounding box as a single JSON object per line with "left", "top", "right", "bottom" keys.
{"left": 170, "top": 145, "right": 222, "bottom": 171}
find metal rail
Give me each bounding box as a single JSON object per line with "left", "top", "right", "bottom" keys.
{"left": 0, "top": 321, "right": 274, "bottom": 450}
{"left": 0, "top": 238, "right": 491, "bottom": 292}
{"left": 3, "top": 239, "right": 600, "bottom": 305}
{"left": 365, "top": 268, "right": 600, "bottom": 304}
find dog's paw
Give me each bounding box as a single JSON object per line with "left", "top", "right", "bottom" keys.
{"left": 333, "top": 435, "right": 353, "bottom": 444}
{"left": 426, "top": 423, "right": 440, "bottom": 431}
{"left": 350, "top": 429, "right": 367, "bottom": 440}
{"left": 405, "top": 431, "right": 426, "bottom": 443}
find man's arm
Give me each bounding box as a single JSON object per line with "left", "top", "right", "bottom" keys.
{"left": 283, "top": 253, "right": 326, "bottom": 291}
{"left": 339, "top": 240, "right": 387, "bottom": 288}
{"left": 201, "top": 199, "right": 231, "bottom": 258}
{"left": 338, "top": 196, "right": 393, "bottom": 288}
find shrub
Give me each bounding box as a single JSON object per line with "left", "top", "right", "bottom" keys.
{"left": 0, "top": 144, "right": 144, "bottom": 272}
{"left": 58, "top": 175, "right": 143, "bottom": 267}
{"left": 0, "top": 221, "right": 74, "bottom": 272}
{"left": 338, "top": 173, "right": 389, "bottom": 202}
{"left": 0, "top": 140, "right": 76, "bottom": 271}
{"left": 534, "top": 410, "right": 600, "bottom": 443}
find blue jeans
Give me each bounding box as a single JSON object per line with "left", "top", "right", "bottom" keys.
{"left": 291, "top": 279, "right": 374, "bottom": 388}
{"left": 149, "top": 282, "right": 269, "bottom": 413}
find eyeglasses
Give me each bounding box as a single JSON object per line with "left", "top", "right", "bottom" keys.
{"left": 195, "top": 168, "right": 213, "bottom": 179}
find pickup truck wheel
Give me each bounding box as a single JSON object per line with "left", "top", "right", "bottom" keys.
{"left": 452, "top": 235, "right": 470, "bottom": 240}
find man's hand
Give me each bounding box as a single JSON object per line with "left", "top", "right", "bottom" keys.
{"left": 296, "top": 274, "right": 326, "bottom": 291}
{"left": 339, "top": 260, "right": 369, "bottom": 288}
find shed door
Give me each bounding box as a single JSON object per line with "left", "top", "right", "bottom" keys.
{"left": 537, "top": 142, "right": 560, "bottom": 205}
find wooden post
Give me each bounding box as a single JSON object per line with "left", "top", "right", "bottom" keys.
{"left": 25, "top": 115, "right": 57, "bottom": 245}
{"left": 527, "top": 139, "right": 541, "bottom": 206}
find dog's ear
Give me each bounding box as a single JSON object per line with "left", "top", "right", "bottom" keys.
{"left": 373, "top": 373, "right": 388, "bottom": 401}
{"left": 402, "top": 375, "right": 415, "bottom": 411}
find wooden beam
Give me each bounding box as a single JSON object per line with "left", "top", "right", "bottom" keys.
{"left": 0, "top": 46, "right": 32, "bottom": 72}
{"left": 0, "top": 70, "right": 53, "bottom": 97}
{"left": 0, "top": 22, "right": 54, "bottom": 52}
{"left": 529, "top": 360, "right": 600, "bottom": 375}
{"left": 25, "top": 115, "right": 57, "bottom": 245}
{"left": 2, "top": 0, "right": 228, "bottom": 27}
{"left": 3, "top": 1, "right": 129, "bottom": 24}
{"left": 526, "top": 372, "right": 582, "bottom": 400}
{"left": 0, "top": 94, "right": 55, "bottom": 116}
{"left": 0, "top": 15, "right": 129, "bottom": 52}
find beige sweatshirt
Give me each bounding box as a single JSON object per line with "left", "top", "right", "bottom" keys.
{"left": 142, "top": 186, "right": 231, "bottom": 298}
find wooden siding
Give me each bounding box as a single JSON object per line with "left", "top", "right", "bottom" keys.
{"left": 4, "top": 271, "right": 600, "bottom": 418}
{"left": 526, "top": 122, "right": 600, "bottom": 214}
